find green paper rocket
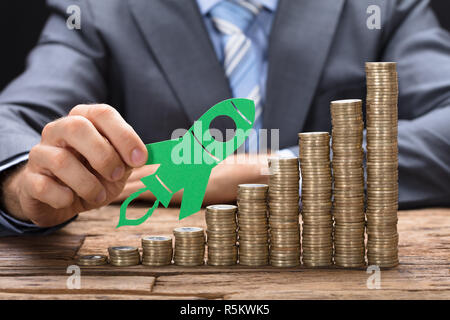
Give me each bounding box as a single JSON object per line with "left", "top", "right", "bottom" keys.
{"left": 117, "top": 98, "right": 255, "bottom": 227}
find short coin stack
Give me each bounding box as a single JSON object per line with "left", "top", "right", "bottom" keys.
{"left": 330, "top": 99, "right": 366, "bottom": 267}
{"left": 237, "top": 184, "right": 269, "bottom": 266}
{"left": 108, "top": 246, "right": 140, "bottom": 266}
{"left": 206, "top": 204, "right": 238, "bottom": 266}
{"left": 141, "top": 236, "right": 173, "bottom": 266}
{"left": 173, "top": 227, "right": 205, "bottom": 266}
{"left": 365, "top": 62, "right": 399, "bottom": 267}
{"left": 77, "top": 255, "right": 108, "bottom": 266}
{"left": 299, "top": 132, "right": 333, "bottom": 267}
{"left": 267, "top": 157, "right": 301, "bottom": 267}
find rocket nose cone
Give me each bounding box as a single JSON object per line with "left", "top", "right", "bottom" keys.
{"left": 230, "top": 98, "right": 256, "bottom": 127}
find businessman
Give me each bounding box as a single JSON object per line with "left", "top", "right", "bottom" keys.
{"left": 0, "top": 0, "right": 449, "bottom": 235}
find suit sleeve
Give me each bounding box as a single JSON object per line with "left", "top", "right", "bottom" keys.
{"left": 380, "top": 0, "right": 450, "bottom": 208}
{"left": 284, "top": 1, "right": 450, "bottom": 208}
{"left": 0, "top": 0, "right": 108, "bottom": 234}
{"left": 0, "top": 0, "right": 108, "bottom": 166}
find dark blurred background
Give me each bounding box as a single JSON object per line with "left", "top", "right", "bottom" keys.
{"left": 0, "top": 0, "right": 449, "bottom": 91}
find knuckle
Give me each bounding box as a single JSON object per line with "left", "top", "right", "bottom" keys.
{"left": 53, "top": 197, "right": 72, "bottom": 210}
{"left": 52, "top": 149, "right": 71, "bottom": 171}
{"left": 28, "top": 145, "right": 41, "bottom": 163}
{"left": 31, "top": 176, "right": 48, "bottom": 198}
{"left": 51, "top": 202, "right": 65, "bottom": 210}
{"left": 69, "top": 104, "right": 88, "bottom": 116}
{"left": 41, "top": 121, "right": 57, "bottom": 139}
{"left": 88, "top": 104, "right": 117, "bottom": 119}
{"left": 95, "top": 149, "right": 118, "bottom": 170}
{"left": 64, "top": 116, "right": 90, "bottom": 136}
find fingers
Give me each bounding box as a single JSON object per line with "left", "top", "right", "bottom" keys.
{"left": 69, "top": 104, "right": 147, "bottom": 167}
{"left": 29, "top": 145, "right": 107, "bottom": 204}
{"left": 41, "top": 116, "right": 126, "bottom": 182}
{"left": 23, "top": 171, "right": 74, "bottom": 210}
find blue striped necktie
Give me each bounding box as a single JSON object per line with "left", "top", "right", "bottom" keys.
{"left": 210, "top": 0, "right": 263, "bottom": 152}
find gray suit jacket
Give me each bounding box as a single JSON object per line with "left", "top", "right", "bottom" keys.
{"left": 0, "top": 0, "right": 449, "bottom": 223}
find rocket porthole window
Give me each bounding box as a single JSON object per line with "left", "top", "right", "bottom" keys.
{"left": 208, "top": 115, "right": 237, "bottom": 142}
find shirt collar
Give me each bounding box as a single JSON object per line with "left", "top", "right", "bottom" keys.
{"left": 259, "top": 0, "right": 278, "bottom": 12}
{"left": 196, "top": 0, "right": 278, "bottom": 15}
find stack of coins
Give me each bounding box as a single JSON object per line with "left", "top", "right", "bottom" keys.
{"left": 141, "top": 236, "right": 173, "bottom": 266}
{"left": 173, "top": 227, "right": 205, "bottom": 266}
{"left": 298, "top": 132, "right": 333, "bottom": 267}
{"left": 267, "top": 157, "right": 300, "bottom": 267}
{"left": 365, "top": 62, "right": 399, "bottom": 267}
{"left": 206, "top": 204, "right": 238, "bottom": 266}
{"left": 77, "top": 254, "right": 108, "bottom": 266}
{"left": 237, "top": 184, "right": 269, "bottom": 266}
{"left": 330, "top": 99, "right": 366, "bottom": 267}
{"left": 108, "top": 246, "right": 140, "bottom": 266}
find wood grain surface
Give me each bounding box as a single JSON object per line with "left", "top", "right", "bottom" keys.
{"left": 0, "top": 205, "right": 448, "bottom": 300}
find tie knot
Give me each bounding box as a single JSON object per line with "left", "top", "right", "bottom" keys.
{"left": 210, "top": 0, "right": 261, "bottom": 35}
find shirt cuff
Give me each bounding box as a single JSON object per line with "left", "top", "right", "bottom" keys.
{"left": 0, "top": 209, "right": 77, "bottom": 236}
{"left": 0, "top": 153, "right": 29, "bottom": 171}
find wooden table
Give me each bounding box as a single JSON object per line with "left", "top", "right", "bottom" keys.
{"left": 0, "top": 205, "right": 448, "bottom": 300}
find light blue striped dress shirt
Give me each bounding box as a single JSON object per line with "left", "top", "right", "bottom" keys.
{"left": 197, "top": 0, "right": 278, "bottom": 110}
{"left": 196, "top": 0, "right": 293, "bottom": 156}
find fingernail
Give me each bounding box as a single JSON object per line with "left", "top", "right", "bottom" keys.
{"left": 131, "top": 148, "right": 146, "bottom": 166}
{"left": 96, "top": 189, "right": 106, "bottom": 204}
{"left": 111, "top": 166, "right": 125, "bottom": 180}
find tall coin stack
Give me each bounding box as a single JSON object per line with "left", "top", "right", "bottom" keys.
{"left": 108, "top": 246, "right": 140, "bottom": 266}
{"left": 206, "top": 204, "right": 238, "bottom": 266}
{"left": 237, "top": 184, "right": 269, "bottom": 266}
{"left": 330, "top": 99, "right": 366, "bottom": 267}
{"left": 267, "top": 157, "right": 301, "bottom": 267}
{"left": 141, "top": 236, "right": 173, "bottom": 266}
{"left": 173, "top": 227, "right": 205, "bottom": 266}
{"left": 365, "top": 62, "right": 399, "bottom": 267}
{"left": 298, "top": 132, "right": 333, "bottom": 267}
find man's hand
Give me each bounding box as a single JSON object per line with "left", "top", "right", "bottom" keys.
{"left": 114, "top": 153, "right": 269, "bottom": 204}
{"left": 1, "top": 104, "right": 147, "bottom": 227}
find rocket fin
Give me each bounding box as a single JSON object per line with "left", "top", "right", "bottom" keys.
{"left": 117, "top": 188, "right": 160, "bottom": 228}
{"left": 140, "top": 173, "right": 173, "bottom": 207}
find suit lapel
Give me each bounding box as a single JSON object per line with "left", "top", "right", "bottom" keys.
{"left": 128, "top": 0, "right": 232, "bottom": 125}
{"left": 264, "top": 0, "right": 345, "bottom": 146}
